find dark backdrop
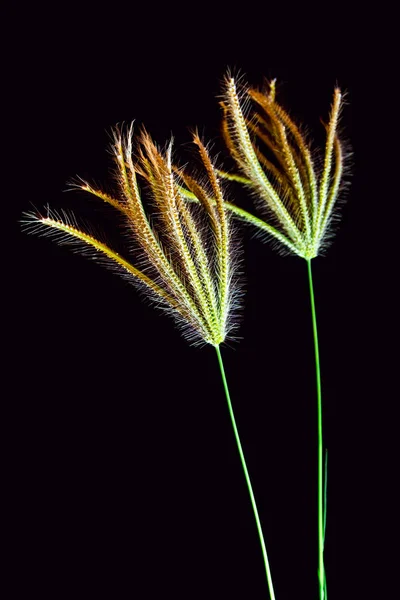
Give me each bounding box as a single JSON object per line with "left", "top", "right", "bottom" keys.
{"left": 8, "top": 6, "right": 390, "bottom": 600}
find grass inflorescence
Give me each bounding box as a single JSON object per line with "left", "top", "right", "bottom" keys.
{"left": 22, "top": 125, "right": 242, "bottom": 347}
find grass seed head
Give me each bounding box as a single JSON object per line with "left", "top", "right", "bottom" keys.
{"left": 22, "top": 125, "right": 242, "bottom": 347}
{"left": 220, "top": 76, "right": 350, "bottom": 259}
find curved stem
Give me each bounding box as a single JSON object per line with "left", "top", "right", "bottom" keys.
{"left": 306, "top": 259, "right": 325, "bottom": 600}
{"left": 215, "top": 345, "right": 276, "bottom": 600}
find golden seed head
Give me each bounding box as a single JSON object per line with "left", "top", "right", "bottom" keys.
{"left": 220, "top": 76, "right": 348, "bottom": 259}
{"left": 22, "top": 125, "right": 242, "bottom": 347}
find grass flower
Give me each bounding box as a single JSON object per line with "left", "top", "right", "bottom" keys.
{"left": 23, "top": 126, "right": 239, "bottom": 347}
{"left": 178, "top": 76, "right": 350, "bottom": 600}
{"left": 219, "top": 76, "right": 348, "bottom": 260}
{"left": 218, "top": 76, "right": 350, "bottom": 600}
{"left": 23, "top": 124, "right": 276, "bottom": 599}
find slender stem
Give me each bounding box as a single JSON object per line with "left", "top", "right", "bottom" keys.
{"left": 323, "top": 449, "right": 328, "bottom": 545}
{"left": 306, "top": 259, "right": 325, "bottom": 600}
{"left": 323, "top": 450, "right": 328, "bottom": 600}
{"left": 215, "top": 345, "right": 276, "bottom": 600}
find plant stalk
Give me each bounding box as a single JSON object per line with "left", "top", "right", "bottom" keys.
{"left": 215, "top": 345, "right": 276, "bottom": 600}
{"left": 306, "top": 259, "right": 325, "bottom": 600}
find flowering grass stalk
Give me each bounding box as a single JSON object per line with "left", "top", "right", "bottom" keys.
{"left": 219, "top": 76, "right": 349, "bottom": 600}
{"left": 180, "top": 76, "right": 349, "bottom": 599}
{"left": 22, "top": 125, "right": 276, "bottom": 598}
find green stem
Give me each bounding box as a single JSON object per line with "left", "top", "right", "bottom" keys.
{"left": 215, "top": 345, "right": 276, "bottom": 600}
{"left": 323, "top": 450, "right": 328, "bottom": 600}
{"left": 323, "top": 449, "right": 328, "bottom": 545}
{"left": 307, "top": 259, "right": 325, "bottom": 600}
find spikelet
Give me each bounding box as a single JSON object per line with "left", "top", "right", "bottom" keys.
{"left": 22, "top": 125, "right": 241, "bottom": 347}
{"left": 218, "top": 76, "right": 349, "bottom": 259}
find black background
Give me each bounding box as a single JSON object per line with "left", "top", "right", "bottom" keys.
{"left": 8, "top": 6, "right": 392, "bottom": 600}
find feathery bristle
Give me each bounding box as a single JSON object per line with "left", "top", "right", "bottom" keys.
{"left": 215, "top": 75, "right": 348, "bottom": 259}
{"left": 23, "top": 126, "right": 242, "bottom": 347}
